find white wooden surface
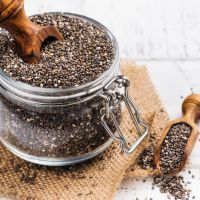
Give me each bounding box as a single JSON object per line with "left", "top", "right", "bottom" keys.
{"left": 4, "top": 0, "right": 200, "bottom": 199}
{"left": 25, "top": 0, "right": 200, "bottom": 60}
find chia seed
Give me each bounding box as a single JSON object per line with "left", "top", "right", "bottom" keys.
{"left": 0, "top": 94, "right": 121, "bottom": 158}
{"left": 137, "top": 120, "right": 193, "bottom": 199}
{"left": 153, "top": 175, "right": 191, "bottom": 200}
{"left": 137, "top": 146, "right": 155, "bottom": 170}
{"left": 160, "top": 123, "right": 192, "bottom": 175}
{"left": 0, "top": 13, "right": 120, "bottom": 160}
{"left": 0, "top": 13, "right": 115, "bottom": 88}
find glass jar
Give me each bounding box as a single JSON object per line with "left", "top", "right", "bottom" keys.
{"left": 0, "top": 13, "right": 148, "bottom": 166}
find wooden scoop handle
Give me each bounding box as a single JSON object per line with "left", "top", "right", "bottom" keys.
{"left": 182, "top": 94, "right": 200, "bottom": 122}
{"left": 0, "top": 0, "right": 63, "bottom": 64}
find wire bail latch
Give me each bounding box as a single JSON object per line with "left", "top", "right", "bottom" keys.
{"left": 100, "top": 75, "right": 148, "bottom": 155}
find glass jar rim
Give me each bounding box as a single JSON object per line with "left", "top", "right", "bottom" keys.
{"left": 0, "top": 12, "right": 119, "bottom": 106}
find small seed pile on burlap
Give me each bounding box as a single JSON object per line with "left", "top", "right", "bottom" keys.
{"left": 0, "top": 61, "right": 168, "bottom": 200}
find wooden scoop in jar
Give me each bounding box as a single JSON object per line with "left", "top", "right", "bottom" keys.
{"left": 0, "top": 0, "right": 63, "bottom": 64}
{"left": 155, "top": 94, "right": 200, "bottom": 175}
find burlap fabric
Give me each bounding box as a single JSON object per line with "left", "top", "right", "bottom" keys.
{"left": 0, "top": 60, "right": 168, "bottom": 200}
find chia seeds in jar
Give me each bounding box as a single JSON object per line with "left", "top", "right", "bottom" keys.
{"left": 0, "top": 13, "right": 148, "bottom": 166}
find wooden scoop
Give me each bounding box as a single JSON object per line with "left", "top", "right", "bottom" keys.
{"left": 0, "top": 0, "right": 63, "bottom": 64}
{"left": 155, "top": 94, "right": 200, "bottom": 175}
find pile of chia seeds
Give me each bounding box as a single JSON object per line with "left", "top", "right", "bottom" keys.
{"left": 0, "top": 13, "right": 115, "bottom": 88}
{"left": 160, "top": 123, "right": 192, "bottom": 175}
{"left": 153, "top": 175, "right": 191, "bottom": 200}
{"left": 137, "top": 146, "right": 155, "bottom": 170}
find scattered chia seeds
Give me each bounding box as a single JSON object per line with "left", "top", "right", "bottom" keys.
{"left": 0, "top": 13, "right": 115, "bottom": 88}
{"left": 160, "top": 123, "right": 192, "bottom": 175}
{"left": 153, "top": 175, "right": 191, "bottom": 200}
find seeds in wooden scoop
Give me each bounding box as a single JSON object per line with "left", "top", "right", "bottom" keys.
{"left": 0, "top": 13, "right": 114, "bottom": 88}
{"left": 137, "top": 121, "right": 192, "bottom": 199}
{"left": 160, "top": 123, "right": 192, "bottom": 175}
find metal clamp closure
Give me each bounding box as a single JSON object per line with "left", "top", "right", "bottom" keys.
{"left": 100, "top": 75, "right": 148, "bottom": 155}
